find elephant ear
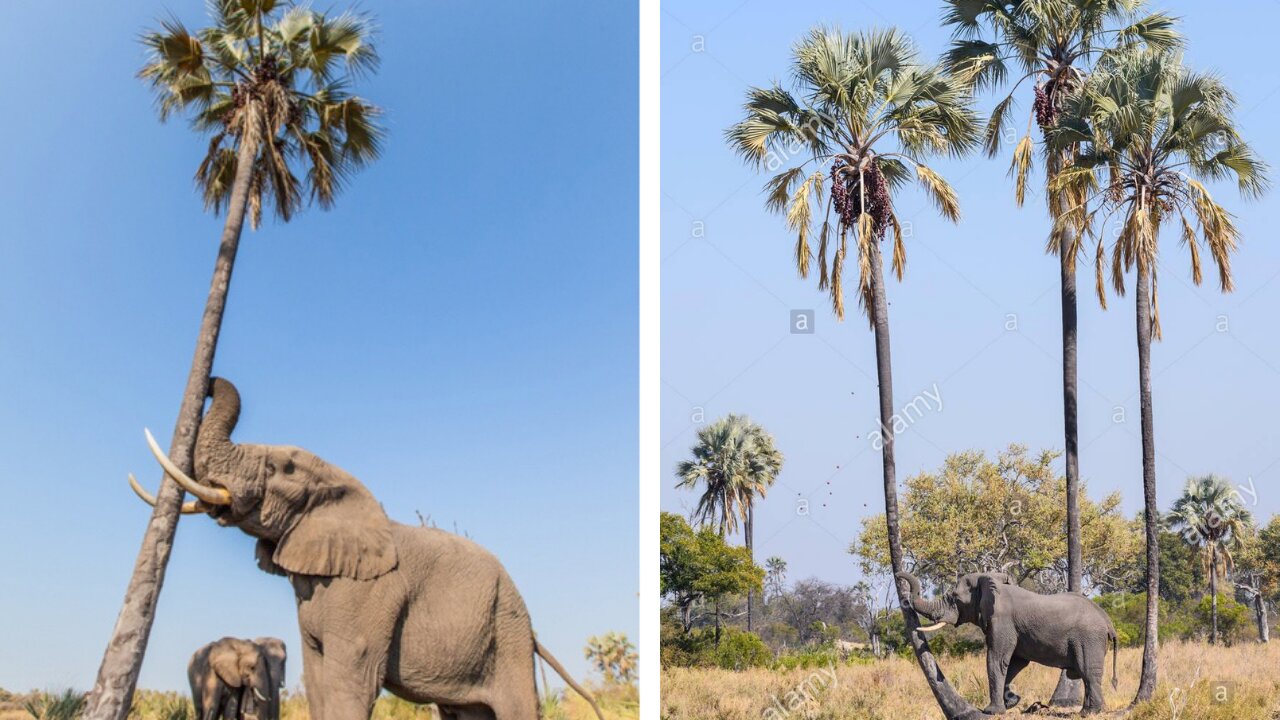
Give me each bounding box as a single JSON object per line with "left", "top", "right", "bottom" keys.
{"left": 977, "top": 574, "right": 1006, "bottom": 632}
{"left": 271, "top": 474, "right": 397, "bottom": 580}
{"left": 210, "top": 643, "right": 244, "bottom": 688}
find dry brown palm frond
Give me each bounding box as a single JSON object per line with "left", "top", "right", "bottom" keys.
{"left": 914, "top": 164, "right": 960, "bottom": 222}
{"left": 765, "top": 167, "right": 804, "bottom": 214}
{"left": 786, "top": 170, "right": 824, "bottom": 279}
{"left": 817, "top": 219, "right": 832, "bottom": 290}
{"left": 1179, "top": 213, "right": 1203, "bottom": 286}
{"left": 856, "top": 213, "right": 876, "bottom": 328}
{"left": 1094, "top": 236, "right": 1109, "bottom": 309}
{"left": 1011, "top": 134, "right": 1035, "bottom": 207}
{"left": 832, "top": 230, "right": 848, "bottom": 320}
{"left": 1187, "top": 179, "right": 1239, "bottom": 292}
{"left": 890, "top": 212, "right": 906, "bottom": 281}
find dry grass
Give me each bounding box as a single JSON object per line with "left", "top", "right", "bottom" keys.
{"left": 0, "top": 686, "right": 636, "bottom": 720}
{"left": 661, "top": 641, "right": 1280, "bottom": 719}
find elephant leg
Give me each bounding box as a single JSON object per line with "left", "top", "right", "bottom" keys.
{"left": 1078, "top": 640, "right": 1106, "bottom": 715}
{"left": 222, "top": 690, "right": 240, "bottom": 720}
{"left": 982, "top": 630, "right": 1016, "bottom": 715}
{"left": 301, "top": 640, "right": 326, "bottom": 720}
{"left": 1003, "top": 656, "right": 1029, "bottom": 709}
{"left": 203, "top": 684, "right": 225, "bottom": 720}
{"left": 319, "top": 636, "right": 387, "bottom": 720}
{"left": 482, "top": 590, "right": 537, "bottom": 720}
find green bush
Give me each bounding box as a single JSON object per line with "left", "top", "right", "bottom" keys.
{"left": 659, "top": 616, "right": 772, "bottom": 670}
{"left": 1193, "top": 593, "right": 1251, "bottom": 644}
{"left": 711, "top": 628, "right": 772, "bottom": 669}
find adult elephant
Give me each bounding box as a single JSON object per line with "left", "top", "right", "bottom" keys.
{"left": 188, "top": 637, "right": 283, "bottom": 720}
{"left": 896, "top": 571, "right": 1117, "bottom": 716}
{"left": 131, "top": 378, "right": 603, "bottom": 720}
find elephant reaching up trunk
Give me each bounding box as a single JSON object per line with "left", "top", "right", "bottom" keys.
{"left": 132, "top": 378, "right": 604, "bottom": 720}
{"left": 896, "top": 571, "right": 1117, "bottom": 716}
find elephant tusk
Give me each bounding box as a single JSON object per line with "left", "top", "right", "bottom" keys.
{"left": 917, "top": 622, "right": 948, "bottom": 632}
{"left": 128, "top": 473, "right": 204, "bottom": 514}
{"left": 144, "top": 428, "right": 231, "bottom": 506}
{"left": 253, "top": 689, "right": 268, "bottom": 703}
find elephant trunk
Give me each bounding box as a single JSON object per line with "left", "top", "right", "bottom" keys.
{"left": 195, "top": 377, "right": 243, "bottom": 480}
{"left": 895, "top": 572, "right": 958, "bottom": 625}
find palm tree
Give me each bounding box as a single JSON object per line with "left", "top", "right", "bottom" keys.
{"left": 584, "top": 632, "right": 638, "bottom": 685}
{"left": 85, "top": 5, "right": 382, "bottom": 720}
{"left": 1166, "top": 476, "right": 1253, "bottom": 644}
{"left": 675, "top": 414, "right": 782, "bottom": 633}
{"left": 942, "top": 3, "right": 1179, "bottom": 704}
{"left": 1050, "top": 48, "right": 1267, "bottom": 702}
{"left": 727, "top": 27, "right": 983, "bottom": 719}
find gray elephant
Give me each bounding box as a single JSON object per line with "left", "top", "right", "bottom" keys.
{"left": 896, "top": 571, "right": 1117, "bottom": 716}
{"left": 131, "top": 378, "right": 604, "bottom": 720}
{"left": 188, "top": 637, "right": 285, "bottom": 720}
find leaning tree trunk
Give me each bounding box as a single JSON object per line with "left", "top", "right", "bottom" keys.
{"left": 1050, "top": 235, "right": 1085, "bottom": 707}
{"left": 1133, "top": 259, "right": 1160, "bottom": 704}
{"left": 867, "top": 239, "right": 985, "bottom": 720}
{"left": 83, "top": 134, "right": 259, "bottom": 720}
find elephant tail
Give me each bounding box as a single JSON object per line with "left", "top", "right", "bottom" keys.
{"left": 534, "top": 639, "right": 606, "bottom": 720}
{"left": 1111, "top": 631, "right": 1118, "bottom": 690}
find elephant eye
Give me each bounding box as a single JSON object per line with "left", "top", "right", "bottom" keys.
{"left": 283, "top": 460, "right": 295, "bottom": 475}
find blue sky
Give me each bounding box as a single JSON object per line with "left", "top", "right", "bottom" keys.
{"left": 661, "top": 0, "right": 1280, "bottom": 599}
{"left": 0, "top": 0, "right": 636, "bottom": 693}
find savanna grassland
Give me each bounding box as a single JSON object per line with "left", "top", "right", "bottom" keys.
{"left": 660, "top": 641, "right": 1280, "bottom": 720}
{"left": 1, "top": 685, "right": 637, "bottom": 720}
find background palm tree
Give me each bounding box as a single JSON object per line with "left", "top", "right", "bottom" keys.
{"left": 942, "top": 2, "right": 1179, "bottom": 704}
{"left": 727, "top": 27, "right": 984, "bottom": 719}
{"left": 1050, "top": 47, "right": 1267, "bottom": 702}
{"left": 1167, "top": 475, "right": 1253, "bottom": 644}
{"left": 675, "top": 414, "right": 782, "bottom": 633}
{"left": 85, "top": 4, "right": 382, "bottom": 719}
{"left": 583, "top": 632, "right": 638, "bottom": 686}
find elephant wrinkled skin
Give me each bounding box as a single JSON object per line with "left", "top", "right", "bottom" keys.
{"left": 896, "top": 571, "right": 1117, "bottom": 716}
{"left": 188, "top": 637, "right": 284, "bottom": 720}
{"left": 134, "top": 378, "right": 602, "bottom": 720}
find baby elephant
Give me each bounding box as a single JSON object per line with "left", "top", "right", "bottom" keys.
{"left": 188, "top": 637, "right": 286, "bottom": 720}
{"left": 897, "top": 572, "right": 1117, "bottom": 716}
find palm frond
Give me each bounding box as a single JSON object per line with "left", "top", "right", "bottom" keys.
{"left": 914, "top": 164, "right": 961, "bottom": 222}
{"left": 1010, "top": 134, "right": 1034, "bottom": 206}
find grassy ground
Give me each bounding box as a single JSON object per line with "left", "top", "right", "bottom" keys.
{"left": 0, "top": 684, "right": 638, "bottom": 720}
{"left": 661, "top": 640, "right": 1280, "bottom": 719}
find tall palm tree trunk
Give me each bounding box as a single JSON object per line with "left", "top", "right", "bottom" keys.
{"left": 1210, "top": 545, "right": 1219, "bottom": 644}
{"left": 1133, "top": 261, "right": 1160, "bottom": 704}
{"left": 746, "top": 504, "right": 755, "bottom": 632}
{"left": 84, "top": 135, "right": 259, "bottom": 720}
{"left": 1051, "top": 240, "right": 1085, "bottom": 707}
{"left": 868, "top": 239, "right": 984, "bottom": 720}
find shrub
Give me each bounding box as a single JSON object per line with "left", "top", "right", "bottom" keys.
{"left": 660, "top": 622, "right": 773, "bottom": 670}
{"left": 1193, "top": 593, "right": 1251, "bottom": 644}
{"left": 24, "top": 691, "right": 86, "bottom": 720}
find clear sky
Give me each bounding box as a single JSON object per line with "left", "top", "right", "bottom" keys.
{"left": 661, "top": 0, "right": 1280, "bottom": 599}
{"left": 0, "top": 0, "right": 636, "bottom": 694}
